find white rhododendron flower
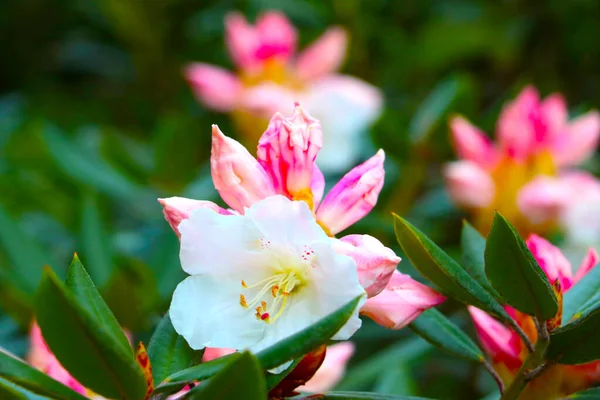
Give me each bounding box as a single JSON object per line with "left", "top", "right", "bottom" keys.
{"left": 169, "top": 195, "right": 366, "bottom": 353}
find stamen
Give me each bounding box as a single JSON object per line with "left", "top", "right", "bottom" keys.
{"left": 271, "top": 285, "right": 279, "bottom": 297}
{"left": 239, "top": 294, "right": 248, "bottom": 308}
{"left": 260, "top": 312, "right": 270, "bottom": 321}
{"left": 241, "top": 280, "right": 248, "bottom": 288}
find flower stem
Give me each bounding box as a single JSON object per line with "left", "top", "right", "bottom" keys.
{"left": 500, "top": 318, "right": 550, "bottom": 400}
{"left": 482, "top": 359, "right": 505, "bottom": 394}
{"left": 506, "top": 318, "right": 535, "bottom": 353}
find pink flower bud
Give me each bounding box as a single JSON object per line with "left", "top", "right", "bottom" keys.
{"left": 202, "top": 347, "right": 236, "bottom": 362}
{"left": 497, "top": 86, "right": 540, "bottom": 160}
{"left": 443, "top": 161, "right": 495, "bottom": 208}
{"left": 295, "top": 27, "right": 348, "bottom": 81}
{"left": 526, "top": 234, "right": 573, "bottom": 290}
{"left": 184, "top": 63, "right": 242, "bottom": 112}
{"left": 360, "top": 271, "right": 445, "bottom": 330}
{"left": 573, "top": 248, "right": 599, "bottom": 284}
{"left": 468, "top": 307, "right": 522, "bottom": 370}
{"left": 316, "top": 150, "right": 385, "bottom": 234}
{"left": 257, "top": 104, "right": 323, "bottom": 200}
{"left": 297, "top": 342, "right": 355, "bottom": 393}
{"left": 450, "top": 116, "right": 497, "bottom": 168}
{"left": 333, "top": 234, "right": 400, "bottom": 298}
{"left": 211, "top": 125, "right": 276, "bottom": 212}
{"left": 552, "top": 111, "right": 600, "bottom": 167}
{"left": 255, "top": 12, "right": 297, "bottom": 62}
{"left": 158, "top": 197, "right": 232, "bottom": 237}
{"left": 517, "top": 177, "right": 571, "bottom": 225}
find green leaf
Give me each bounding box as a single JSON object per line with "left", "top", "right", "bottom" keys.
{"left": 460, "top": 221, "right": 501, "bottom": 299}
{"left": 65, "top": 255, "right": 131, "bottom": 353}
{"left": 183, "top": 351, "right": 266, "bottom": 400}
{"left": 156, "top": 295, "right": 363, "bottom": 393}
{"left": 0, "top": 204, "right": 55, "bottom": 294}
{"left": 0, "top": 378, "right": 28, "bottom": 400}
{"left": 393, "top": 215, "right": 509, "bottom": 321}
{"left": 547, "top": 306, "right": 600, "bottom": 364}
{"left": 147, "top": 314, "right": 204, "bottom": 383}
{"left": 0, "top": 348, "right": 88, "bottom": 400}
{"left": 563, "top": 265, "right": 600, "bottom": 323}
{"left": 297, "top": 392, "right": 430, "bottom": 399}
{"left": 409, "top": 308, "right": 484, "bottom": 362}
{"left": 567, "top": 386, "right": 600, "bottom": 398}
{"left": 265, "top": 358, "right": 302, "bottom": 390}
{"left": 372, "top": 363, "right": 417, "bottom": 396}
{"left": 484, "top": 212, "right": 558, "bottom": 320}
{"left": 79, "top": 192, "right": 113, "bottom": 287}
{"left": 34, "top": 267, "right": 147, "bottom": 399}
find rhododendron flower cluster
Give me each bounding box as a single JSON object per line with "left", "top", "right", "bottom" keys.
{"left": 160, "top": 105, "right": 444, "bottom": 354}
{"left": 444, "top": 85, "right": 600, "bottom": 236}
{"left": 469, "top": 235, "right": 599, "bottom": 398}
{"left": 185, "top": 11, "right": 382, "bottom": 172}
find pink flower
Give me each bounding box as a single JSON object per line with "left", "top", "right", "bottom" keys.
{"left": 185, "top": 10, "right": 382, "bottom": 173}
{"left": 297, "top": 342, "right": 355, "bottom": 393}
{"left": 158, "top": 197, "right": 232, "bottom": 237}
{"left": 469, "top": 238, "right": 600, "bottom": 396}
{"left": 360, "top": 271, "right": 446, "bottom": 330}
{"left": 444, "top": 85, "right": 600, "bottom": 235}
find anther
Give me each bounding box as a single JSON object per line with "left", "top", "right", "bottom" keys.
{"left": 240, "top": 294, "right": 248, "bottom": 308}
{"left": 271, "top": 285, "right": 279, "bottom": 297}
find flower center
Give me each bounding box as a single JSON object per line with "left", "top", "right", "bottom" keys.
{"left": 239, "top": 269, "right": 305, "bottom": 324}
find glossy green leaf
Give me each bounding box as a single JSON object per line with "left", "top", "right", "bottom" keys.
{"left": 0, "top": 378, "right": 28, "bottom": 400}
{"left": 34, "top": 268, "right": 147, "bottom": 399}
{"left": 0, "top": 349, "right": 88, "bottom": 400}
{"left": 65, "top": 255, "right": 131, "bottom": 353}
{"left": 183, "top": 351, "right": 266, "bottom": 400}
{"left": 484, "top": 213, "right": 558, "bottom": 319}
{"left": 156, "top": 295, "right": 363, "bottom": 393}
{"left": 547, "top": 306, "right": 600, "bottom": 364}
{"left": 409, "top": 308, "right": 484, "bottom": 362}
{"left": 297, "top": 392, "right": 430, "bottom": 399}
{"left": 147, "top": 313, "right": 204, "bottom": 383}
{"left": 567, "top": 386, "right": 600, "bottom": 398}
{"left": 79, "top": 192, "right": 113, "bottom": 287}
{"left": 460, "top": 221, "right": 501, "bottom": 299}
{"left": 393, "top": 215, "right": 509, "bottom": 321}
{"left": 563, "top": 265, "right": 600, "bottom": 323}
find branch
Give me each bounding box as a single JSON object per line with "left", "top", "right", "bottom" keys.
{"left": 482, "top": 359, "right": 505, "bottom": 394}
{"left": 506, "top": 317, "right": 535, "bottom": 353}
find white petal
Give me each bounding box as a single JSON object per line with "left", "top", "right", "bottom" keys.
{"left": 169, "top": 275, "right": 265, "bottom": 350}
{"left": 244, "top": 196, "right": 328, "bottom": 245}
{"left": 179, "top": 207, "right": 265, "bottom": 275}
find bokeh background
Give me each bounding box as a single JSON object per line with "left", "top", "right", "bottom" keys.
{"left": 2, "top": 1, "right": 600, "bottom": 399}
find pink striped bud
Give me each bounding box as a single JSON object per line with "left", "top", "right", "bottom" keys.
{"left": 333, "top": 234, "right": 400, "bottom": 298}
{"left": 211, "top": 125, "right": 276, "bottom": 212}
{"left": 158, "top": 197, "right": 232, "bottom": 237}
{"left": 316, "top": 150, "right": 385, "bottom": 234}
{"left": 360, "top": 271, "right": 445, "bottom": 330}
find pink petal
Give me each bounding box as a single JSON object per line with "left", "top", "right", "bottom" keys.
{"left": 158, "top": 197, "right": 232, "bottom": 237}
{"left": 526, "top": 234, "right": 573, "bottom": 291}
{"left": 255, "top": 11, "right": 297, "bottom": 62}
{"left": 240, "top": 82, "right": 297, "bottom": 119}
{"left": 360, "top": 271, "right": 445, "bottom": 330}
{"left": 443, "top": 161, "right": 495, "bottom": 209}
{"left": 468, "top": 307, "right": 522, "bottom": 368}
{"left": 497, "top": 85, "right": 540, "bottom": 160}
{"left": 333, "top": 234, "right": 401, "bottom": 298}
{"left": 517, "top": 176, "right": 571, "bottom": 225}
{"left": 316, "top": 150, "right": 385, "bottom": 235}
{"left": 311, "top": 164, "right": 325, "bottom": 208}
{"left": 449, "top": 116, "right": 497, "bottom": 168}
{"left": 183, "top": 63, "right": 242, "bottom": 112}
{"left": 552, "top": 111, "right": 600, "bottom": 167}
{"left": 202, "top": 347, "right": 236, "bottom": 362}
{"left": 297, "top": 342, "right": 355, "bottom": 393}
{"left": 540, "top": 93, "right": 568, "bottom": 141}
{"left": 573, "top": 248, "right": 599, "bottom": 285}
{"left": 256, "top": 104, "right": 323, "bottom": 200}
{"left": 224, "top": 12, "right": 260, "bottom": 70}
{"left": 295, "top": 27, "right": 348, "bottom": 81}
{"left": 210, "top": 125, "right": 276, "bottom": 212}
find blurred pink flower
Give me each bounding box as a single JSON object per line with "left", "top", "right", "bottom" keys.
{"left": 444, "top": 85, "right": 600, "bottom": 236}
{"left": 184, "top": 10, "right": 382, "bottom": 172}
{"left": 160, "top": 105, "right": 443, "bottom": 330}
{"left": 297, "top": 342, "right": 355, "bottom": 393}
{"left": 469, "top": 236, "right": 600, "bottom": 397}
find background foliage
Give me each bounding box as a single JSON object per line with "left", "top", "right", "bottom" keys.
{"left": 2, "top": 0, "right": 600, "bottom": 399}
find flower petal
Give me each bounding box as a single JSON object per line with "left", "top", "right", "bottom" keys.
{"left": 517, "top": 177, "right": 571, "bottom": 225}
{"left": 170, "top": 275, "right": 265, "bottom": 350}
{"left": 184, "top": 63, "right": 242, "bottom": 112}
{"left": 224, "top": 12, "right": 260, "bottom": 70}
{"left": 497, "top": 85, "right": 540, "bottom": 160}
{"left": 211, "top": 125, "right": 276, "bottom": 212}
{"left": 255, "top": 12, "right": 297, "bottom": 62}
{"left": 297, "top": 342, "right": 355, "bottom": 393}
{"left": 158, "top": 197, "right": 232, "bottom": 237}
{"left": 552, "top": 111, "right": 600, "bottom": 167}
{"left": 443, "top": 161, "right": 495, "bottom": 209}
{"left": 360, "top": 271, "right": 445, "bottom": 330}
{"left": 316, "top": 150, "right": 385, "bottom": 235}
{"left": 295, "top": 27, "right": 347, "bottom": 81}
{"left": 333, "top": 234, "right": 400, "bottom": 298}
{"left": 573, "top": 248, "right": 599, "bottom": 285}
{"left": 526, "top": 234, "right": 573, "bottom": 291}
{"left": 450, "top": 116, "right": 497, "bottom": 168}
